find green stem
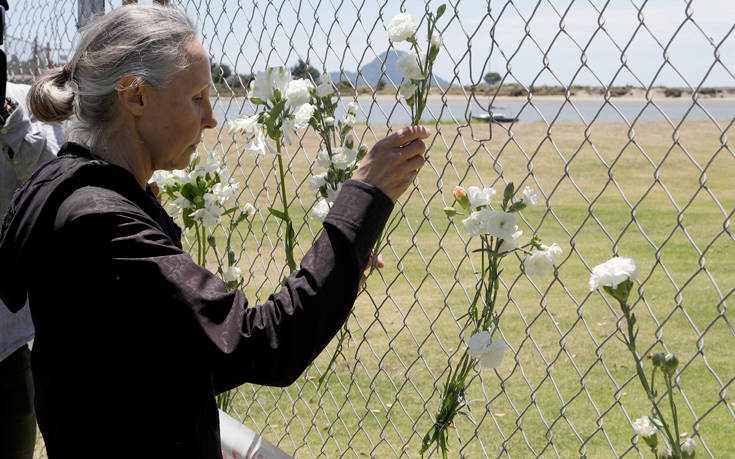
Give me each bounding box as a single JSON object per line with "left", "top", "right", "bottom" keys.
{"left": 665, "top": 372, "right": 681, "bottom": 455}
{"left": 620, "top": 301, "right": 678, "bottom": 450}
{"left": 276, "top": 142, "right": 297, "bottom": 272}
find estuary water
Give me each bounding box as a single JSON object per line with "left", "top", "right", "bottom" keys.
{"left": 213, "top": 96, "right": 733, "bottom": 126}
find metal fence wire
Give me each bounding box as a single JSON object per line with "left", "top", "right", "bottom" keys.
{"left": 7, "top": 0, "right": 735, "bottom": 457}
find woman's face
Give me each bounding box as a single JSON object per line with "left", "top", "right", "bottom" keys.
{"left": 140, "top": 40, "right": 217, "bottom": 171}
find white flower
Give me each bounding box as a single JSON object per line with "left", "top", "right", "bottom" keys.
{"left": 243, "top": 127, "right": 270, "bottom": 155}
{"left": 498, "top": 226, "right": 523, "bottom": 253}
{"left": 242, "top": 202, "right": 257, "bottom": 216}
{"left": 310, "top": 198, "right": 332, "bottom": 222}
{"left": 430, "top": 31, "right": 443, "bottom": 47}
{"left": 315, "top": 83, "right": 333, "bottom": 98}
{"left": 632, "top": 416, "right": 656, "bottom": 438}
{"left": 190, "top": 205, "right": 221, "bottom": 227}
{"left": 212, "top": 181, "right": 239, "bottom": 205}
{"left": 319, "top": 73, "right": 331, "bottom": 85}
{"left": 681, "top": 438, "right": 696, "bottom": 456}
{"left": 169, "top": 196, "right": 192, "bottom": 216}
{"left": 151, "top": 170, "right": 175, "bottom": 188}
{"left": 323, "top": 116, "right": 335, "bottom": 126}
{"left": 293, "top": 103, "right": 316, "bottom": 128}
{"left": 196, "top": 151, "right": 222, "bottom": 176}
{"left": 523, "top": 243, "right": 562, "bottom": 277}
{"left": 222, "top": 266, "right": 242, "bottom": 283}
{"left": 285, "top": 78, "right": 314, "bottom": 107}
{"left": 347, "top": 101, "right": 359, "bottom": 115}
{"left": 169, "top": 169, "right": 193, "bottom": 185}
{"left": 399, "top": 81, "right": 417, "bottom": 99}
{"left": 309, "top": 172, "right": 328, "bottom": 190}
{"left": 659, "top": 448, "right": 673, "bottom": 459}
{"left": 462, "top": 208, "right": 491, "bottom": 238}
{"left": 250, "top": 67, "right": 291, "bottom": 101}
{"left": 467, "top": 331, "right": 506, "bottom": 369}
{"left": 396, "top": 52, "right": 424, "bottom": 80}
{"left": 521, "top": 186, "right": 539, "bottom": 206}
{"left": 316, "top": 149, "right": 331, "bottom": 168}
{"left": 343, "top": 113, "right": 356, "bottom": 126}
{"left": 485, "top": 211, "right": 517, "bottom": 241}
{"left": 386, "top": 12, "right": 417, "bottom": 42}
{"left": 326, "top": 183, "right": 342, "bottom": 203}
{"left": 466, "top": 186, "right": 497, "bottom": 209}
{"left": 281, "top": 118, "right": 298, "bottom": 145}
{"left": 331, "top": 146, "right": 358, "bottom": 170}
{"left": 228, "top": 114, "right": 260, "bottom": 136}
{"left": 589, "top": 257, "right": 640, "bottom": 290}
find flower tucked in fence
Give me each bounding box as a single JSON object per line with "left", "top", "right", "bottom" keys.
{"left": 422, "top": 182, "right": 559, "bottom": 458}
{"left": 229, "top": 66, "right": 319, "bottom": 273}
{"left": 386, "top": 5, "right": 446, "bottom": 126}
{"left": 590, "top": 256, "right": 696, "bottom": 459}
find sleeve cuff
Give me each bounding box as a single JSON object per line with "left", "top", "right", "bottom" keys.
{"left": 323, "top": 179, "right": 394, "bottom": 262}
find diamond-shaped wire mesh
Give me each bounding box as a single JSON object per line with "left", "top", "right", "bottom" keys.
{"left": 7, "top": 0, "right": 734, "bottom": 457}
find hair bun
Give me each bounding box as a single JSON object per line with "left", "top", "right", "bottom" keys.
{"left": 28, "top": 66, "right": 76, "bottom": 122}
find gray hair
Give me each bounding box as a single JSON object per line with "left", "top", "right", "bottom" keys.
{"left": 28, "top": 4, "right": 198, "bottom": 150}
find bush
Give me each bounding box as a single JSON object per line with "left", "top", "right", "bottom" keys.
{"left": 664, "top": 88, "right": 682, "bottom": 98}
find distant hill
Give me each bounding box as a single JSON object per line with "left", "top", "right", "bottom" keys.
{"left": 329, "top": 49, "right": 450, "bottom": 87}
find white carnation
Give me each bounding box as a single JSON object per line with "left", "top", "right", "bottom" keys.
{"left": 399, "top": 81, "right": 417, "bottom": 99}
{"left": 324, "top": 116, "right": 335, "bottom": 126}
{"left": 498, "top": 226, "right": 523, "bottom": 253}
{"left": 285, "top": 78, "right": 314, "bottom": 107}
{"left": 485, "top": 211, "right": 517, "bottom": 241}
{"left": 430, "top": 31, "right": 443, "bottom": 47}
{"left": 212, "top": 181, "right": 239, "bottom": 205}
{"left": 395, "top": 53, "right": 424, "bottom": 80}
{"left": 316, "top": 149, "right": 331, "bottom": 168}
{"left": 243, "top": 127, "right": 270, "bottom": 155}
{"left": 222, "top": 266, "right": 242, "bottom": 283}
{"left": 169, "top": 196, "right": 192, "bottom": 216}
{"left": 309, "top": 172, "right": 328, "bottom": 190}
{"left": 681, "top": 438, "right": 696, "bottom": 456}
{"left": 521, "top": 186, "right": 539, "bottom": 206}
{"left": 326, "top": 183, "right": 342, "bottom": 203}
{"left": 343, "top": 113, "right": 356, "bottom": 126}
{"left": 466, "top": 186, "right": 496, "bottom": 209}
{"left": 467, "top": 331, "right": 506, "bottom": 369}
{"left": 347, "top": 101, "right": 359, "bottom": 115}
{"left": 228, "top": 114, "right": 260, "bottom": 136}
{"left": 293, "top": 103, "right": 316, "bottom": 128}
{"left": 386, "top": 12, "right": 417, "bottom": 42}
{"left": 319, "top": 73, "right": 331, "bottom": 85}
{"left": 588, "top": 257, "right": 640, "bottom": 290}
{"left": 524, "top": 243, "right": 562, "bottom": 277}
{"left": 331, "top": 146, "right": 358, "bottom": 170}
{"left": 310, "top": 198, "right": 331, "bottom": 222}
{"left": 462, "top": 208, "right": 491, "bottom": 238}
{"left": 632, "top": 416, "right": 656, "bottom": 438}
{"left": 250, "top": 67, "right": 291, "bottom": 101}
{"left": 242, "top": 202, "right": 256, "bottom": 216}
{"left": 315, "top": 83, "right": 333, "bottom": 98}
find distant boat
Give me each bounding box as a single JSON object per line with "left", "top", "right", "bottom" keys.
{"left": 472, "top": 112, "right": 518, "bottom": 123}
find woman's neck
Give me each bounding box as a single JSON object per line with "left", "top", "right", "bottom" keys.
{"left": 93, "top": 124, "right": 152, "bottom": 189}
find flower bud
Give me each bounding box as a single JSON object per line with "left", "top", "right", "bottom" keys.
{"left": 324, "top": 116, "right": 335, "bottom": 126}
{"left": 652, "top": 353, "right": 666, "bottom": 368}
{"left": 681, "top": 437, "right": 696, "bottom": 459}
{"left": 453, "top": 186, "right": 470, "bottom": 209}
{"left": 663, "top": 353, "right": 679, "bottom": 375}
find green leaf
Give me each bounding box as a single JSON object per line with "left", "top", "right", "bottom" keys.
{"left": 436, "top": 4, "right": 447, "bottom": 19}
{"left": 443, "top": 206, "right": 458, "bottom": 217}
{"left": 507, "top": 201, "right": 527, "bottom": 213}
{"left": 602, "top": 279, "right": 634, "bottom": 305}
{"left": 249, "top": 97, "right": 266, "bottom": 105}
{"left": 503, "top": 182, "right": 515, "bottom": 207}
{"left": 268, "top": 207, "right": 287, "bottom": 221}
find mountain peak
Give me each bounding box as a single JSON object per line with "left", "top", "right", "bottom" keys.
{"left": 329, "top": 49, "right": 450, "bottom": 87}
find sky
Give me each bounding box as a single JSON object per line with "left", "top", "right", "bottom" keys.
{"left": 7, "top": 0, "right": 735, "bottom": 88}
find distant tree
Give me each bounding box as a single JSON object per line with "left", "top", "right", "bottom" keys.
{"left": 290, "top": 58, "right": 320, "bottom": 81}
{"left": 211, "top": 63, "right": 232, "bottom": 83}
{"left": 336, "top": 79, "right": 353, "bottom": 91}
{"left": 484, "top": 71, "right": 501, "bottom": 85}
{"left": 226, "top": 74, "right": 254, "bottom": 90}
{"left": 376, "top": 78, "right": 386, "bottom": 91}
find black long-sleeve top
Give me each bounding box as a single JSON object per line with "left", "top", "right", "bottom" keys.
{"left": 0, "top": 142, "right": 393, "bottom": 458}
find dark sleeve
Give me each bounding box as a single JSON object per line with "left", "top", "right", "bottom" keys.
{"left": 58, "top": 180, "right": 393, "bottom": 390}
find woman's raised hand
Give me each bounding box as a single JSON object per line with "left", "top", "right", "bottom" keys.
{"left": 352, "top": 126, "right": 431, "bottom": 202}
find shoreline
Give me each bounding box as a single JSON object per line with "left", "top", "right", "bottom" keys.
{"left": 362, "top": 92, "right": 735, "bottom": 103}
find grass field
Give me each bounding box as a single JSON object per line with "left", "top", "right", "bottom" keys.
{"left": 191, "top": 118, "right": 734, "bottom": 458}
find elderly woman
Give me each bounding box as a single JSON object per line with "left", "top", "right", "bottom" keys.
{"left": 0, "top": 5, "right": 427, "bottom": 458}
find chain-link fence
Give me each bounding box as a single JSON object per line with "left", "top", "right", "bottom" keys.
{"left": 7, "top": 0, "right": 734, "bottom": 457}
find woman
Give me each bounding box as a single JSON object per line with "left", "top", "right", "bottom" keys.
{"left": 0, "top": 4, "right": 428, "bottom": 458}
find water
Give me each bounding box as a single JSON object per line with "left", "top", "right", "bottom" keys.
{"left": 213, "top": 97, "right": 733, "bottom": 126}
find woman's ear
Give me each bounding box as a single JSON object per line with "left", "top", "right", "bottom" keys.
{"left": 116, "top": 75, "right": 145, "bottom": 117}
